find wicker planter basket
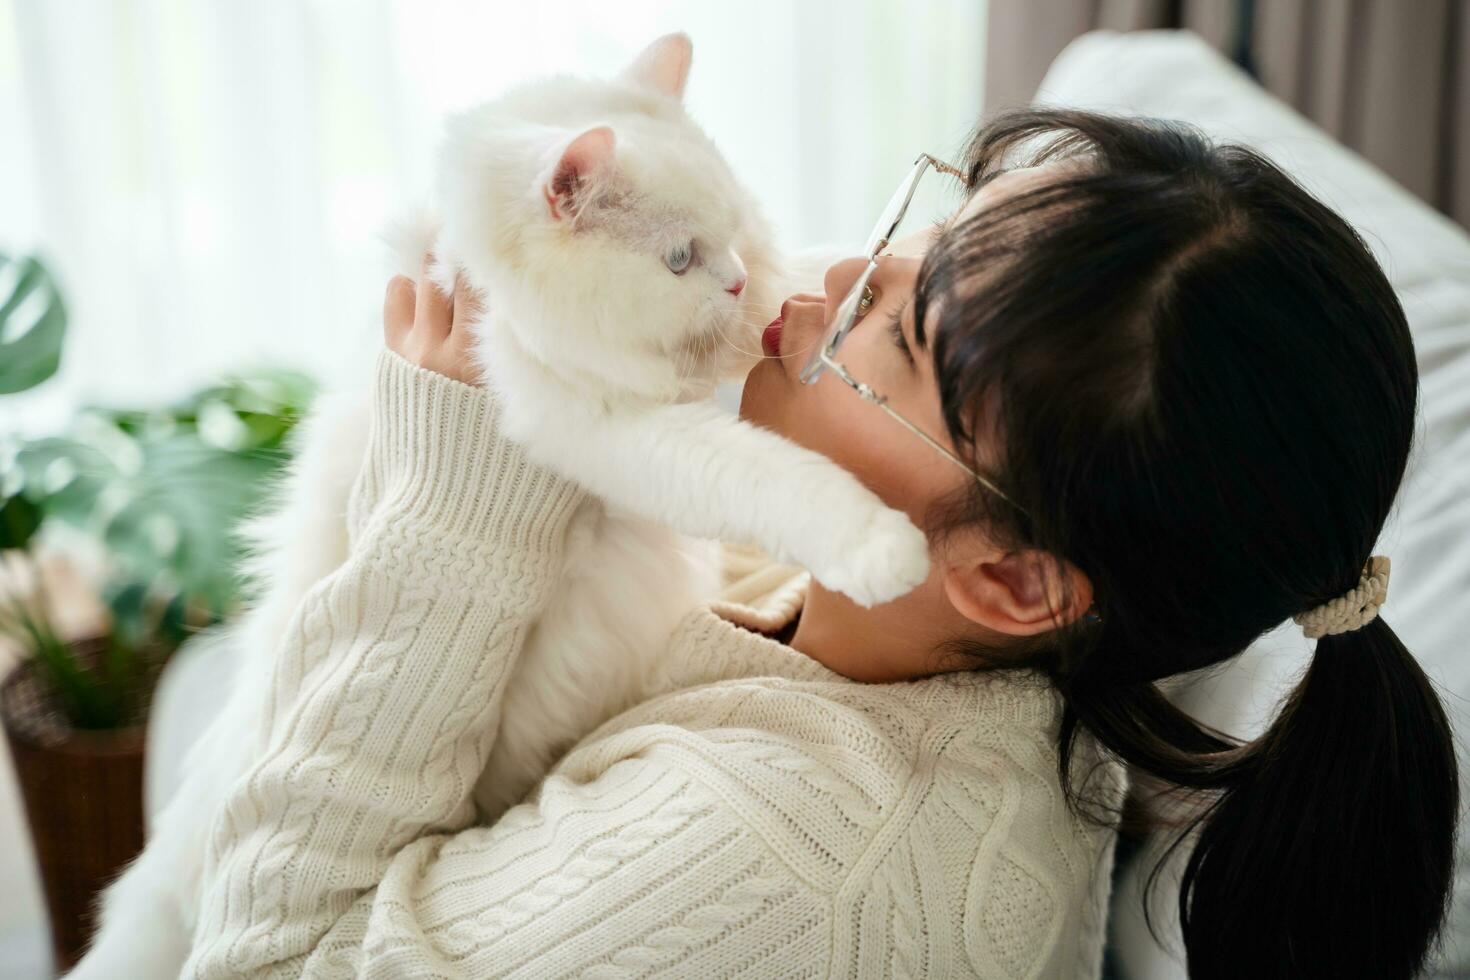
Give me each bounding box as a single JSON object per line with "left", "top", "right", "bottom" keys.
{"left": 1, "top": 643, "right": 147, "bottom": 972}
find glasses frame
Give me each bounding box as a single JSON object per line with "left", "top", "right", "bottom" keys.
{"left": 797, "top": 152, "right": 1021, "bottom": 511}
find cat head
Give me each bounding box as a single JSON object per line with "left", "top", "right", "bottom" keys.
{"left": 433, "top": 33, "right": 785, "bottom": 403}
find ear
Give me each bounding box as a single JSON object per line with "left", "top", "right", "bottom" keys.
{"left": 541, "top": 126, "right": 616, "bottom": 222}
{"left": 618, "top": 32, "right": 693, "bottom": 101}
{"left": 942, "top": 549, "right": 1093, "bottom": 637}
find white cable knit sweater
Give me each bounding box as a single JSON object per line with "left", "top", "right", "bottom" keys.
{"left": 183, "top": 351, "right": 1129, "bottom": 979}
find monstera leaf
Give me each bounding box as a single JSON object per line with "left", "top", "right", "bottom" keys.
{"left": 0, "top": 492, "right": 43, "bottom": 553}
{"left": 0, "top": 252, "right": 67, "bottom": 395}
{"left": 19, "top": 431, "right": 273, "bottom": 614}
{"left": 15, "top": 367, "right": 315, "bottom": 617}
{"left": 0, "top": 252, "right": 315, "bottom": 728}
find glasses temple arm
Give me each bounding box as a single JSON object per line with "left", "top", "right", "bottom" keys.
{"left": 825, "top": 355, "right": 1019, "bottom": 507}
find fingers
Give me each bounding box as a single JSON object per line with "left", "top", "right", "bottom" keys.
{"left": 383, "top": 275, "right": 415, "bottom": 344}
{"left": 383, "top": 251, "right": 485, "bottom": 386}
{"left": 451, "top": 273, "right": 484, "bottom": 334}
{"left": 414, "top": 251, "right": 454, "bottom": 340}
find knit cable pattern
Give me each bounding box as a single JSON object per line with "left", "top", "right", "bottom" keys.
{"left": 184, "top": 350, "right": 1125, "bottom": 979}
{"left": 578, "top": 857, "right": 793, "bottom": 978}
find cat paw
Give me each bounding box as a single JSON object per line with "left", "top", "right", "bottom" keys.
{"left": 812, "top": 507, "right": 932, "bottom": 608}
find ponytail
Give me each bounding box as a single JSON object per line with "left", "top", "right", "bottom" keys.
{"left": 1062, "top": 618, "right": 1460, "bottom": 978}
{"left": 1178, "top": 617, "right": 1459, "bottom": 977}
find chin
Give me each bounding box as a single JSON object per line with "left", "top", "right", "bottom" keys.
{"left": 738, "top": 357, "right": 784, "bottom": 426}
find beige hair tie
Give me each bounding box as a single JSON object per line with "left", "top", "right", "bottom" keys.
{"left": 1292, "top": 556, "right": 1392, "bottom": 639}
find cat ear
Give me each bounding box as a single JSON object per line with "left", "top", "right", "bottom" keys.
{"left": 541, "top": 126, "right": 617, "bottom": 222}
{"left": 618, "top": 32, "right": 692, "bottom": 101}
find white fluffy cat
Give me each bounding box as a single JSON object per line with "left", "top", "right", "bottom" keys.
{"left": 69, "top": 32, "right": 930, "bottom": 979}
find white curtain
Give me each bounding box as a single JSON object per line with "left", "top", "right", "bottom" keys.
{"left": 0, "top": 0, "right": 988, "bottom": 427}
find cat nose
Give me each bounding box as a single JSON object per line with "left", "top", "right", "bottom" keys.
{"left": 727, "top": 278, "right": 746, "bottom": 297}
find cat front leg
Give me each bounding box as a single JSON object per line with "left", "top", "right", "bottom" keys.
{"left": 506, "top": 395, "right": 931, "bottom": 608}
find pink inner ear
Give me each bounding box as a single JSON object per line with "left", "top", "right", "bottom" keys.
{"left": 618, "top": 32, "right": 692, "bottom": 101}
{"left": 544, "top": 126, "right": 616, "bottom": 222}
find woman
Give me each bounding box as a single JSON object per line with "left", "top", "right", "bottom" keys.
{"left": 183, "top": 108, "right": 1458, "bottom": 978}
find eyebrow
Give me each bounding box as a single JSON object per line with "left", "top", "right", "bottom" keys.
{"left": 974, "top": 167, "right": 1009, "bottom": 189}
{"left": 914, "top": 167, "right": 1010, "bottom": 350}
{"left": 927, "top": 169, "right": 1006, "bottom": 241}
{"left": 906, "top": 295, "right": 927, "bottom": 355}
{"left": 891, "top": 296, "right": 915, "bottom": 362}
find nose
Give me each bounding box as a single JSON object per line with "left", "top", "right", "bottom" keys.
{"left": 727, "top": 277, "right": 746, "bottom": 297}
{"left": 823, "top": 257, "right": 873, "bottom": 316}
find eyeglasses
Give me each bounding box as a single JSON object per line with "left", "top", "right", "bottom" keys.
{"left": 797, "top": 152, "right": 1021, "bottom": 511}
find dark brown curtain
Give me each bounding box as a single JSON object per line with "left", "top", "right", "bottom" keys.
{"left": 984, "top": 0, "right": 1470, "bottom": 228}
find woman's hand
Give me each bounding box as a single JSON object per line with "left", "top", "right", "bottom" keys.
{"left": 384, "top": 253, "right": 484, "bottom": 385}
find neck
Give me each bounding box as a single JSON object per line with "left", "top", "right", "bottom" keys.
{"left": 786, "top": 576, "right": 970, "bottom": 683}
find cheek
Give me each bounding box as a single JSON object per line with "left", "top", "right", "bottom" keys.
{"left": 634, "top": 281, "right": 729, "bottom": 357}
{"left": 739, "top": 365, "right": 934, "bottom": 517}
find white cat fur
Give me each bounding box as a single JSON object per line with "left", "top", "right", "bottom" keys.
{"left": 68, "top": 33, "right": 929, "bottom": 979}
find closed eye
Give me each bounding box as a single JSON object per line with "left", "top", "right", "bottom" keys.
{"left": 888, "top": 298, "right": 914, "bottom": 366}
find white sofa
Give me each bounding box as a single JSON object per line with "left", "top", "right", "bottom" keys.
{"left": 1028, "top": 29, "right": 1470, "bottom": 979}
{"left": 147, "top": 28, "right": 1470, "bottom": 978}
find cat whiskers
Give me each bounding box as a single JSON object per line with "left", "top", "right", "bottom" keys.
{"left": 713, "top": 309, "right": 824, "bottom": 361}
{"left": 709, "top": 314, "right": 772, "bottom": 360}
{"left": 671, "top": 321, "right": 723, "bottom": 382}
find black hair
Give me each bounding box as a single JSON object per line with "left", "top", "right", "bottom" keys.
{"left": 915, "top": 106, "right": 1460, "bottom": 978}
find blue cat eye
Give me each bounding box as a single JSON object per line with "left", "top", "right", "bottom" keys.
{"left": 666, "top": 242, "right": 694, "bottom": 275}
{"left": 799, "top": 152, "right": 1022, "bottom": 512}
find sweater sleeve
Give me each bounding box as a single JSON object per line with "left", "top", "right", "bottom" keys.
{"left": 183, "top": 349, "right": 587, "bottom": 976}
{"left": 183, "top": 351, "right": 826, "bottom": 979}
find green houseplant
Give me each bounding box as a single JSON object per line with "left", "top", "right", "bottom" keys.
{"left": 0, "top": 250, "right": 315, "bottom": 968}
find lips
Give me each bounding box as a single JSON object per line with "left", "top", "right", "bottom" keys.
{"left": 761, "top": 313, "right": 784, "bottom": 357}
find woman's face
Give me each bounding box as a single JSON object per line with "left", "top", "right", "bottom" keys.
{"left": 740, "top": 165, "right": 1054, "bottom": 536}
{"left": 738, "top": 164, "right": 1085, "bottom": 680}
